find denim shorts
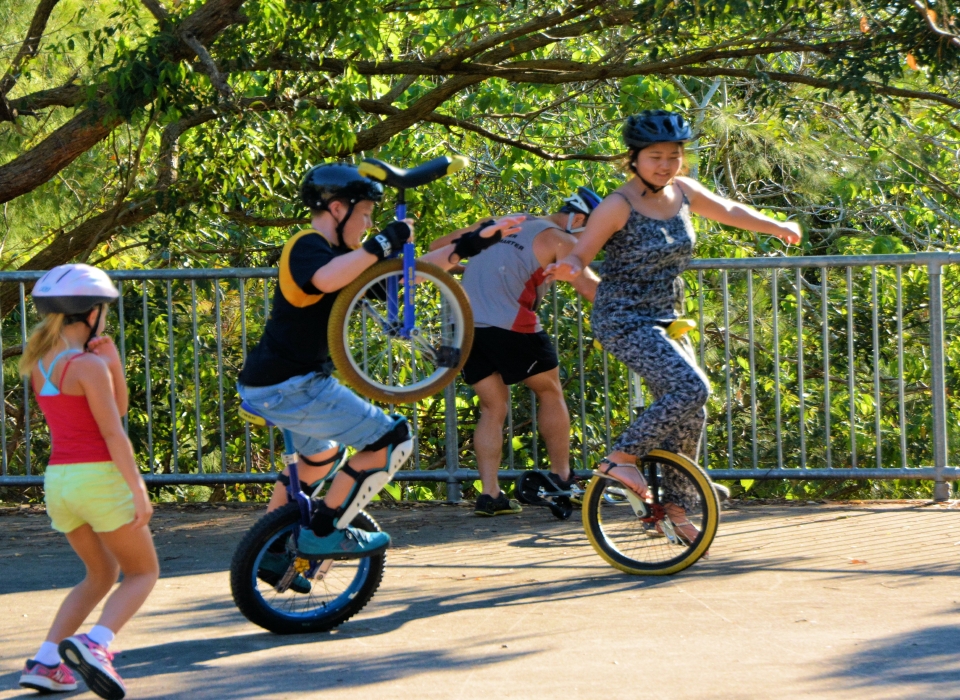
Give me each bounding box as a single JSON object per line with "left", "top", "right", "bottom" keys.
{"left": 238, "top": 373, "right": 393, "bottom": 455}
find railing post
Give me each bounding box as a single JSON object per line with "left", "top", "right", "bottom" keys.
{"left": 928, "top": 261, "right": 950, "bottom": 501}
{"left": 444, "top": 381, "right": 461, "bottom": 503}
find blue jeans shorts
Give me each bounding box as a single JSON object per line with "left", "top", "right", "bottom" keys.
{"left": 238, "top": 373, "right": 394, "bottom": 456}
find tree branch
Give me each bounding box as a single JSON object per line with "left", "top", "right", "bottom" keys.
{"left": 0, "top": 0, "right": 62, "bottom": 98}
{"left": 223, "top": 210, "right": 308, "bottom": 227}
{"left": 660, "top": 67, "right": 960, "bottom": 111}
{"left": 6, "top": 82, "right": 89, "bottom": 118}
{"left": 913, "top": 0, "right": 960, "bottom": 48}
{"left": 424, "top": 112, "right": 624, "bottom": 161}
{"left": 0, "top": 193, "right": 162, "bottom": 315}
{"left": 0, "top": 0, "right": 249, "bottom": 205}
{"left": 141, "top": 0, "right": 170, "bottom": 24}
{"left": 180, "top": 31, "right": 234, "bottom": 100}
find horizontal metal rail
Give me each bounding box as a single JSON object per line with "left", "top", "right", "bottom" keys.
{"left": 0, "top": 253, "right": 956, "bottom": 500}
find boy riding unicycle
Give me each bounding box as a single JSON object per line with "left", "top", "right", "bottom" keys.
{"left": 238, "top": 162, "right": 519, "bottom": 559}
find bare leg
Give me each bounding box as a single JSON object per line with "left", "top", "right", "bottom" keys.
{"left": 266, "top": 445, "right": 342, "bottom": 513}
{"left": 91, "top": 523, "right": 159, "bottom": 633}
{"left": 522, "top": 368, "right": 570, "bottom": 481}
{"left": 470, "top": 373, "right": 510, "bottom": 497}
{"left": 45, "top": 526, "right": 120, "bottom": 644}
{"left": 322, "top": 447, "right": 388, "bottom": 507}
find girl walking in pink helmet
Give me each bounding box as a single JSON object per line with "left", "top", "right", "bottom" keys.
{"left": 18, "top": 264, "right": 158, "bottom": 700}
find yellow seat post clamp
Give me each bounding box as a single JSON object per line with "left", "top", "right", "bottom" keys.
{"left": 666, "top": 319, "right": 697, "bottom": 340}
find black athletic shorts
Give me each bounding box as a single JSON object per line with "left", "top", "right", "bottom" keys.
{"left": 462, "top": 327, "right": 559, "bottom": 386}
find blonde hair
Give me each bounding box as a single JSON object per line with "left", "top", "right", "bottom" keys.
{"left": 19, "top": 314, "right": 67, "bottom": 377}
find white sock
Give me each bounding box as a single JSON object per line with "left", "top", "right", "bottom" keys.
{"left": 86, "top": 625, "right": 115, "bottom": 649}
{"left": 33, "top": 641, "right": 61, "bottom": 667}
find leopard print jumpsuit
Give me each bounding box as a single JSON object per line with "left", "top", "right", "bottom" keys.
{"left": 592, "top": 186, "right": 710, "bottom": 511}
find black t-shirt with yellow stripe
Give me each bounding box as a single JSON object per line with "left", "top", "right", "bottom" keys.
{"left": 239, "top": 230, "right": 345, "bottom": 387}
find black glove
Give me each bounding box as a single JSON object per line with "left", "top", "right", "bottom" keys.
{"left": 450, "top": 219, "right": 499, "bottom": 261}
{"left": 362, "top": 220, "right": 412, "bottom": 260}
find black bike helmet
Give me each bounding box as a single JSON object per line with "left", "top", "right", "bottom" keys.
{"left": 299, "top": 163, "right": 385, "bottom": 248}
{"left": 622, "top": 110, "right": 692, "bottom": 149}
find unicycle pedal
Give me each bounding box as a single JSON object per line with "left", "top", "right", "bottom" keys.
{"left": 515, "top": 471, "right": 575, "bottom": 520}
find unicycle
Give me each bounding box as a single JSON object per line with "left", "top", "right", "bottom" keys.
{"left": 230, "top": 403, "right": 385, "bottom": 634}
{"left": 328, "top": 155, "right": 474, "bottom": 404}
{"left": 582, "top": 449, "right": 720, "bottom": 575}
{"left": 515, "top": 470, "right": 583, "bottom": 520}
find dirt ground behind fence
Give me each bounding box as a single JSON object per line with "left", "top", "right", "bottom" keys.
{"left": 1, "top": 500, "right": 958, "bottom": 699}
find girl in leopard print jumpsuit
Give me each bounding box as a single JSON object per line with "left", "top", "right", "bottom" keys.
{"left": 547, "top": 110, "right": 801, "bottom": 537}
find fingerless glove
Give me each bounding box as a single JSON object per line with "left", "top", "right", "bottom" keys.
{"left": 450, "top": 219, "right": 499, "bottom": 261}
{"left": 362, "top": 220, "right": 412, "bottom": 260}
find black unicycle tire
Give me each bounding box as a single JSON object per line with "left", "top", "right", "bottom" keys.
{"left": 514, "top": 470, "right": 545, "bottom": 505}
{"left": 582, "top": 449, "right": 720, "bottom": 575}
{"left": 327, "top": 259, "right": 474, "bottom": 404}
{"left": 230, "top": 503, "right": 385, "bottom": 634}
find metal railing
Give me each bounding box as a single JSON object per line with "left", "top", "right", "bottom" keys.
{"left": 1, "top": 253, "right": 958, "bottom": 500}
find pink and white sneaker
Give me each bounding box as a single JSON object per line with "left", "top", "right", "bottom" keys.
{"left": 19, "top": 659, "right": 78, "bottom": 693}
{"left": 59, "top": 634, "right": 126, "bottom": 700}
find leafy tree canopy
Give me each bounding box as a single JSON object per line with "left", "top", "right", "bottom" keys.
{"left": 0, "top": 0, "right": 957, "bottom": 297}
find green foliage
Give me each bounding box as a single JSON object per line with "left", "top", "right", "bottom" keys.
{"left": 1, "top": 0, "right": 958, "bottom": 500}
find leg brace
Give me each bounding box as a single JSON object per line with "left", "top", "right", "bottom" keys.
{"left": 335, "top": 416, "right": 413, "bottom": 528}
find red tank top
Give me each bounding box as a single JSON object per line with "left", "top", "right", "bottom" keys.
{"left": 34, "top": 354, "right": 112, "bottom": 465}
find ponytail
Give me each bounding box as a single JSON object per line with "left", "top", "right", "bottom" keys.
{"left": 20, "top": 314, "right": 66, "bottom": 377}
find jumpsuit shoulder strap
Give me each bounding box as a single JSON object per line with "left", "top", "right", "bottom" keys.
{"left": 608, "top": 190, "right": 637, "bottom": 212}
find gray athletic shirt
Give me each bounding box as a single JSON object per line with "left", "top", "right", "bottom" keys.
{"left": 459, "top": 215, "right": 556, "bottom": 333}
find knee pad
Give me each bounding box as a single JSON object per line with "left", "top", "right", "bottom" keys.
{"left": 361, "top": 415, "right": 411, "bottom": 452}
{"left": 336, "top": 417, "right": 414, "bottom": 529}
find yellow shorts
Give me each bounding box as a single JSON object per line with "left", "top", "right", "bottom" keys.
{"left": 44, "top": 462, "right": 136, "bottom": 534}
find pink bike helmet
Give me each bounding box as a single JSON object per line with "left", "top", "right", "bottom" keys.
{"left": 32, "top": 264, "right": 119, "bottom": 316}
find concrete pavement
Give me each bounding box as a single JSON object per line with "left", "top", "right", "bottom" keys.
{"left": 1, "top": 499, "right": 958, "bottom": 699}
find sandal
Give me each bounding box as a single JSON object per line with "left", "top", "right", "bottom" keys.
{"left": 662, "top": 505, "right": 709, "bottom": 559}
{"left": 597, "top": 458, "right": 651, "bottom": 500}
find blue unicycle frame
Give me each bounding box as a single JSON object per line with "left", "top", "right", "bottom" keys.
{"left": 385, "top": 195, "right": 417, "bottom": 340}
{"left": 359, "top": 156, "right": 468, "bottom": 341}
{"left": 238, "top": 399, "right": 344, "bottom": 582}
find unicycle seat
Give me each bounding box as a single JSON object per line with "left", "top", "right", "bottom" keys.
{"left": 239, "top": 400, "right": 275, "bottom": 427}
{"left": 359, "top": 156, "right": 468, "bottom": 189}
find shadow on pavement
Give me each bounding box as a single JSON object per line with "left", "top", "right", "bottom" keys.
{"left": 814, "top": 621, "right": 960, "bottom": 693}
{"left": 129, "top": 632, "right": 531, "bottom": 698}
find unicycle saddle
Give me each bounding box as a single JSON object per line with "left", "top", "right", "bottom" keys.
{"left": 515, "top": 471, "right": 581, "bottom": 520}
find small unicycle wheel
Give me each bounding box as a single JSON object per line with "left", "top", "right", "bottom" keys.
{"left": 582, "top": 449, "right": 719, "bottom": 575}
{"left": 515, "top": 471, "right": 574, "bottom": 520}
{"left": 230, "top": 503, "right": 386, "bottom": 634}
{"left": 328, "top": 260, "right": 473, "bottom": 403}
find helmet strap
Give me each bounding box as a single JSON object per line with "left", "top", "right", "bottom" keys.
{"left": 84, "top": 305, "right": 104, "bottom": 350}
{"left": 564, "top": 212, "right": 585, "bottom": 234}
{"left": 638, "top": 175, "right": 668, "bottom": 195}
{"left": 332, "top": 202, "right": 356, "bottom": 250}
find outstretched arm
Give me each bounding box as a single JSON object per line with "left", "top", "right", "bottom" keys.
{"left": 544, "top": 194, "right": 631, "bottom": 283}
{"left": 429, "top": 221, "right": 483, "bottom": 251}
{"left": 543, "top": 229, "right": 600, "bottom": 301}
{"left": 570, "top": 266, "right": 600, "bottom": 302}
{"left": 678, "top": 177, "right": 801, "bottom": 244}
{"left": 429, "top": 213, "right": 524, "bottom": 251}
{"left": 419, "top": 216, "right": 524, "bottom": 271}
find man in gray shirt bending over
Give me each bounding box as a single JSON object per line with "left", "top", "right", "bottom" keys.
{"left": 430, "top": 189, "right": 602, "bottom": 516}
